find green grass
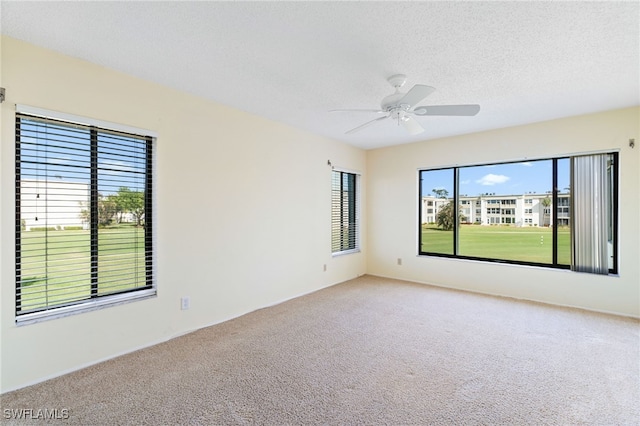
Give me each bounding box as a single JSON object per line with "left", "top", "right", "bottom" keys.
{"left": 18, "top": 225, "right": 148, "bottom": 313}
{"left": 421, "top": 224, "right": 570, "bottom": 265}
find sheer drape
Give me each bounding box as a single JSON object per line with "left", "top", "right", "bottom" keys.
{"left": 570, "top": 154, "right": 610, "bottom": 274}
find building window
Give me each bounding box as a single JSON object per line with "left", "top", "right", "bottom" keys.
{"left": 15, "top": 109, "right": 155, "bottom": 323}
{"left": 418, "top": 154, "right": 618, "bottom": 274}
{"left": 331, "top": 170, "right": 360, "bottom": 254}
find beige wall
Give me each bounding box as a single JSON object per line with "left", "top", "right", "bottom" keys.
{"left": 1, "top": 35, "right": 638, "bottom": 393}
{"left": 367, "top": 107, "right": 640, "bottom": 317}
{"left": 0, "top": 37, "right": 366, "bottom": 392}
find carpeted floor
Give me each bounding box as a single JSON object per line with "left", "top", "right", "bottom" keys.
{"left": 2, "top": 275, "right": 639, "bottom": 425}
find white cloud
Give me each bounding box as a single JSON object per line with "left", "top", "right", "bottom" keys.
{"left": 521, "top": 162, "right": 533, "bottom": 167}
{"left": 476, "top": 174, "right": 510, "bottom": 186}
{"left": 460, "top": 179, "right": 470, "bottom": 185}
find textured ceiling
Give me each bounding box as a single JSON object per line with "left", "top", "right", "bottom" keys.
{"left": 1, "top": 1, "right": 639, "bottom": 150}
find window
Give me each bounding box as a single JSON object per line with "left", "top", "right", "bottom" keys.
{"left": 419, "top": 168, "right": 454, "bottom": 255}
{"left": 331, "top": 170, "right": 360, "bottom": 254}
{"left": 15, "top": 109, "right": 155, "bottom": 322}
{"left": 419, "top": 154, "right": 618, "bottom": 274}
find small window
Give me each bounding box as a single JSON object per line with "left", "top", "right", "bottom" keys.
{"left": 15, "top": 110, "right": 155, "bottom": 323}
{"left": 331, "top": 170, "right": 360, "bottom": 254}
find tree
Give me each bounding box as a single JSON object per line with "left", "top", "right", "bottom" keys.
{"left": 540, "top": 196, "right": 551, "bottom": 226}
{"left": 99, "top": 195, "right": 119, "bottom": 226}
{"left": 432, "top": 188, "right": 467, "bottom": 230}
{"left": 432, "top": 188, "right": 449, "bottom": 199}
{"left": 436, "top": 201, "right": 455, "bottom": 231}
{"left": 117, "top": 187, "right": 145, "bottom": 226}
{"left": 113, "top": 194, "right": 126, "bottom": 224}
{"left": 435, "top": 201, "right": 468, "bottom": 231}
{"left": 79, "top": 193, "right": 118, "bottom": 227}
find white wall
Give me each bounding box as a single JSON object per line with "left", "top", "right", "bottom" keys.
{"left": 0, "top": 37, "right": 366, "bottom": 392}
{"left": 367, "top": 107, "right": 640, "bottom": 317}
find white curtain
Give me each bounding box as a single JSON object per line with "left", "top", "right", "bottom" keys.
{"left": 570, "top": 154, "right": 610, "bottom": 274}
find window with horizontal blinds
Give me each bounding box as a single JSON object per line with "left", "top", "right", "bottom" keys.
{"left": 331, "top": 170, "right": 359, "bottom": 254}
{"left": 15, "top": 113, "right": 154, "bottom": 319}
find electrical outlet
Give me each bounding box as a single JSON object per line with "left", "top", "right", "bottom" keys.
{"left": 397, "top": 258, "right": 402, "bottom": 266}
{"left": 181, "top": 297, "right": 190, "bottom": 310}
{"left": 323, "top": 264, "right": 327, "bottom": 272}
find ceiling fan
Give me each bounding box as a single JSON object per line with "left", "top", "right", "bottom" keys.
{"left": 330, "top": 74, "right": 480, "bottom": 135}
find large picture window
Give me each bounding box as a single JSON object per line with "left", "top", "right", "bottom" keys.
{"left": 331, "top": 170, "right": 360, "bottom": 254}
{"left": 15, "top": 109, "right": 155, "bottom": 322}
{"left": 419, "top": 154, "right": 617, "bottom": 274}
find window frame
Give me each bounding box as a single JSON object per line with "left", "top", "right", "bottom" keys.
{"left": 331, "top": 169, "right": 361, "bottom": 256}
{"left": 418, "top": 153, "right": 618, "bottom": 274}
{"left": 14, "top": 106, "right": 157, "bottom": 325}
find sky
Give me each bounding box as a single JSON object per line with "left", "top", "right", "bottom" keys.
{"left": 421, "top": 158, "right": 570, "bottom": 197}
{"left": 20, "top": 118, "right": 147, "bottom": 195}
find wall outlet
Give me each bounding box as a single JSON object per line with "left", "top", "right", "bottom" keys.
{"left": 181, "top": 297, "right": 190, "bottom": 310}
{"left": 397, "top": 258, "right": 402, "bottom": 266}
{"left": 323, "top": 264, "right": 327, "bottom": 272}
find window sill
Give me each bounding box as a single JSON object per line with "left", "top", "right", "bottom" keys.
{"left": 417, "top": 254, "right": 619, "bottom": 277}
{"left": 15, "top": 289, "right": 157, "bottom": 326}
{"left": 332, "top": 248, "right": 361, "bottom": 257}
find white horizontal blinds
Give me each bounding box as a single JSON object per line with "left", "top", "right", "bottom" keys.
{"left": 570, "top": 153, "right": 611, "bottom": 274}
{"left": 331, "top": 170, "right": 359, "bottom": 253}
{"left": 16, "top": 113, "right": 153, "bottom": 315}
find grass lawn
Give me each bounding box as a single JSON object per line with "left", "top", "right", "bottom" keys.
{"left": 421, "top": 224, "right": 570, "bottom": 265}
{"left": 18, "top": 225, "right": 147, "bottom": 313}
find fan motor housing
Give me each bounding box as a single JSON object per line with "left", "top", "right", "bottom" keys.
{"left": 381, "top": 93, "right": 409, "bottom": 111}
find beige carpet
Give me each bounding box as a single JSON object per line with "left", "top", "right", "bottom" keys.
{"left": 2, "top": 275, "right": 639, "bottom": 425}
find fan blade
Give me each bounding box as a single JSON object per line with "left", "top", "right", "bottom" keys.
{"left": 398, "top": 85, "right": 435, "bottom": 108}
{"left": 345, "top": 115, "right": 389, "bottom": 134}
{"left": 401, "top": 116, "right": 424, "bottom": 135}
{"left": 329, "top": 109, "right": 385, "bottom": 113}
{"left": 412, "top": 104, "right": 480, "bottom": 116}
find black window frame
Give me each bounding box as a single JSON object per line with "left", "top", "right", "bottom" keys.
{"left": 15, "top": 112, "right": 155, "bottom": 321}
{"left": 418, "top": 154, "right": 618, "bottom": 274}
{"left": 331, "top": 170, "right": 360, "bottom": 254}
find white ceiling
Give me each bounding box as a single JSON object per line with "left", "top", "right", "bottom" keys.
{"left": 1, "top": 1, "right": 639, "bottom": 150}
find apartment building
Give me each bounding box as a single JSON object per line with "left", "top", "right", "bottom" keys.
{"left": 421, "top": 193, "right": 571, "bottom": 227}
{"left": 19, "top": 179, "right": 89, "bottom": 231}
